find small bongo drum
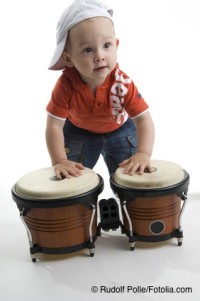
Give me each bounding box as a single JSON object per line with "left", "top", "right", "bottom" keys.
{"left": 12, "top": 167, "right": 103, "bottom": 261}
{"left": 110, "top": 160, "right": 189, "bottom": 250}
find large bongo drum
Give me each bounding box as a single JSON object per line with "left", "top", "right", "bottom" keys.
{"left": 110, "top": 160, "right": 189, "bottom": 250}
{"left": 12, "top": 167, "right": 103, "bottom": 261}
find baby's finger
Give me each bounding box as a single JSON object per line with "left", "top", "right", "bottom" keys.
{"left": 119, "top": 159, "right": 130, "bottom": 167}
{"left": 124, "top": 162, "right": 140, "bottom": 175}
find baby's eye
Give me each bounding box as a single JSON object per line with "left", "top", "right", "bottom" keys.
{"left": 104, "top": 42, "right": 111, "bottom": 48}
{"left": 84, "top": 47, "right": 93, "bottom": 53}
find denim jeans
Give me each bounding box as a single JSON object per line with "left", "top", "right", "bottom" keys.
{"left": 63, "top": 118, "right": 137, "bottom": 175}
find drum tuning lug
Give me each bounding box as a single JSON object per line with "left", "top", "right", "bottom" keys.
{"left": 31, "top": 255, "right": 37, "bottom": 262}
{"left": 177, "top": 238, "right": 183, "bottom": 246}
{"left": 129, "top": 242, "right": 135, "bottom": 251}
{"left": 181, "top": 193, "right": 188, "bottom": 201}
{"left": 89, "top": 249, "right": 95, "bottom": 257}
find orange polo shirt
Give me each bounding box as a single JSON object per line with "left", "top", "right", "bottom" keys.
{"left": 46, "top": 64, "right": 148, "bottom": 133}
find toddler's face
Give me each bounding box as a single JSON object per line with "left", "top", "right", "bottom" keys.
{"left": 63, "top": 17, "right": 118, "bottom": 89}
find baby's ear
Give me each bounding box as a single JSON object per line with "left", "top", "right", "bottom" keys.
{"left": 62, "top": 51, "right": 74, "bottom": 67}
{"left": 115, "top": 38, "right": 119, "bottom": 48}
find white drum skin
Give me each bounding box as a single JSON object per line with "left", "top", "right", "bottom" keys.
{"left": 114, "top": 160, "right": 185, "bottom": 189}
{"left": 15, "top": 167, "right": 100, "bottom": 199}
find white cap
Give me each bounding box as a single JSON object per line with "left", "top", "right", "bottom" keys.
{"left": 49, "top": 0, "right": 113, "bottom": 70}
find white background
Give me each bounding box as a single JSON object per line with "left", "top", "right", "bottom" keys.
{"left": 0, "top": 1, "right": 200, "bottom": 300}
{"left": 0, "top": 0, "right": 199, "bottom": 191}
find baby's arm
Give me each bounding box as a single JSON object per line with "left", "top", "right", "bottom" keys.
{"left": 45, "top": 115, "right": 84, "bottom": 179}
{"left": 119, "top": 111, "right": 155, "bottom": 175}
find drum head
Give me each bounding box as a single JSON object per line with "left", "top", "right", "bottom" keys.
{"left": 114, "top": 160, "right": 185, "bottom": 189}
{"left": 15, "top": 167, "right": 100, "bottom": 199}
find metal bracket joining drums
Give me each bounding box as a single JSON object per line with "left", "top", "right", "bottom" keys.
{"left": 98, "top": 198, "right": 122, "bottom": 234}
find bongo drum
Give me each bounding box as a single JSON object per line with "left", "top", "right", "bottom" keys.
{"left": 110, "top": 160, "right": 189, "bottom": 250}
{"left": 12, "top": 167, "right": 103, "bottom": 261}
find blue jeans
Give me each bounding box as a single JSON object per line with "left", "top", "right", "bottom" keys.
{"left": 63, "top": 118, "right": 137, "bottom": 175}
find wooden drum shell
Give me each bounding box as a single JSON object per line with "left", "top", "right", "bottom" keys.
{"left": 22, "top": 204, "right": 97, "bottom": 249}
{"left": 124, "top": 195, "right": 181, "bottom": 237}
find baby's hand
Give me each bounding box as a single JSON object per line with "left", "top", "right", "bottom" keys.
{"left": 54, "top": 159, "right": 84, "bottom": 179}
{"left": 119, "top": 153, "right": 154, "bottom": 175}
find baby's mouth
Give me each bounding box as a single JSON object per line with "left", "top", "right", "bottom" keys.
{"left": 94, "top": 66, "right": 107, "bottom": 71}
